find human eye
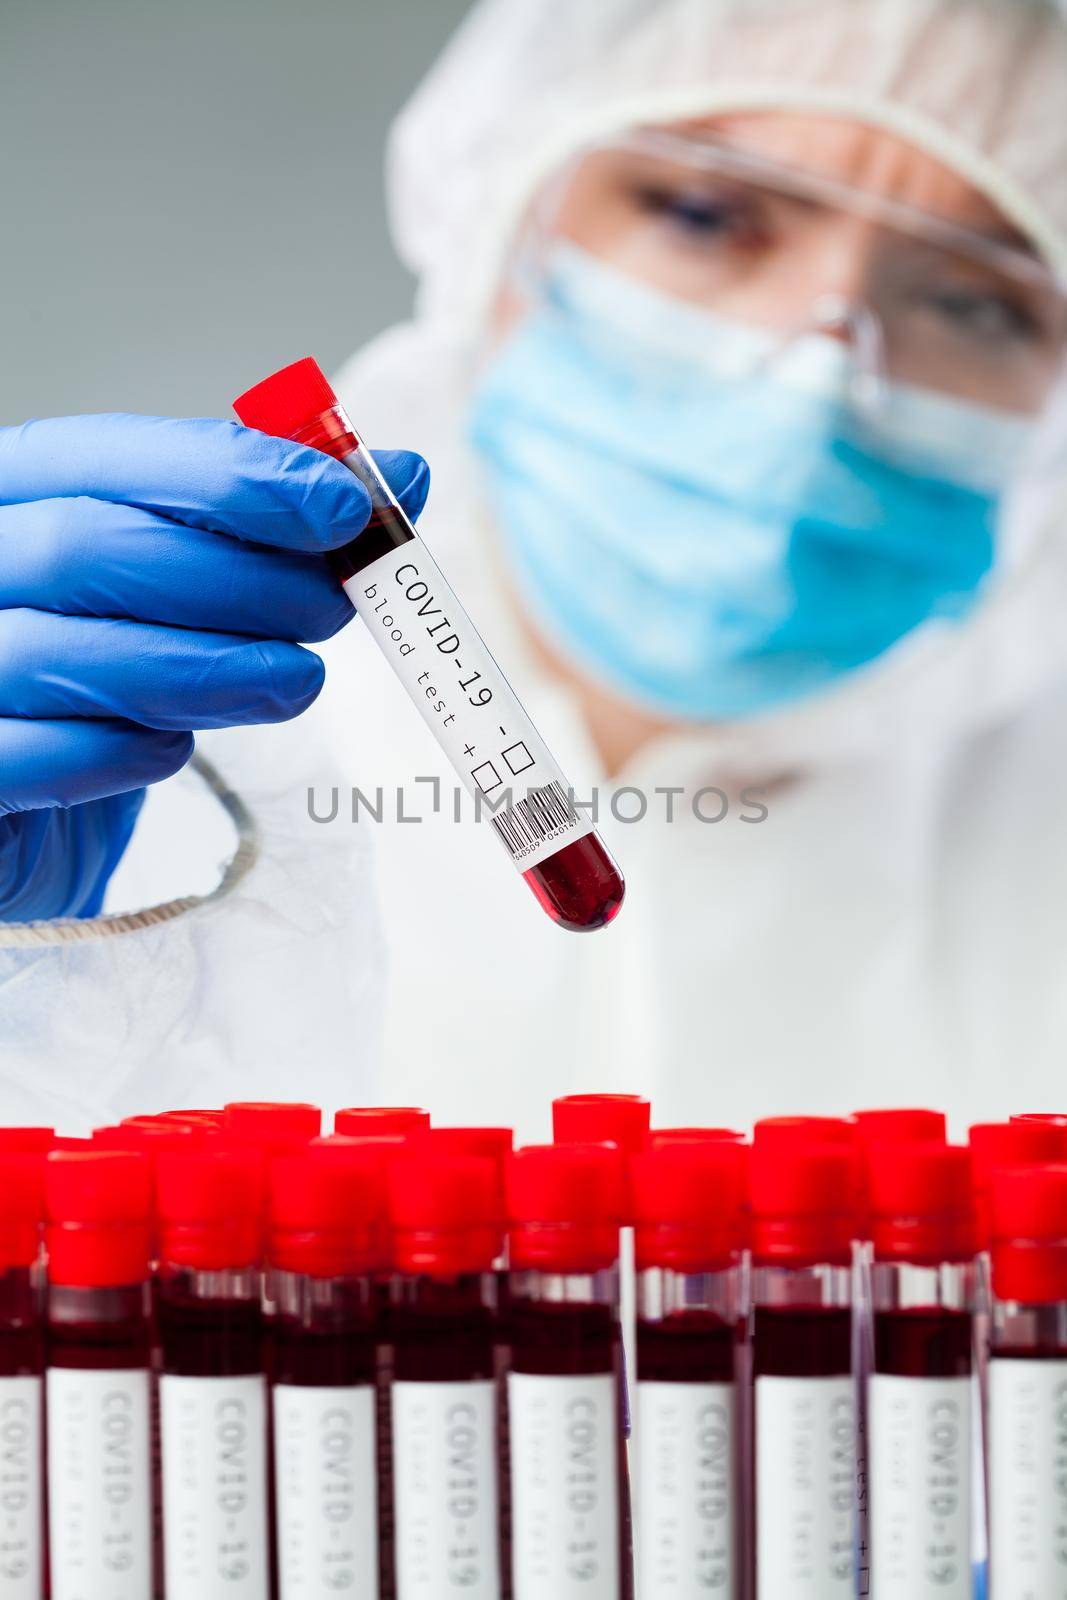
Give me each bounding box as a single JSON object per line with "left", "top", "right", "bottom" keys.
{"left": 920, "top": 281, "right": 1044, "bottom": 344}
{"left": 630, "top": 179, "right": 768, "bottom": 248}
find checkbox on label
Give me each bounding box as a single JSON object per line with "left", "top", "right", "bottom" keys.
{"left": 472, "top": 761, "right": 502, "bottom": 794}
{"left": 502, "top": 741, "right": 535, "bottom": 777}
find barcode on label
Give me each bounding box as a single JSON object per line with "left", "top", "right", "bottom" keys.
{"left": 492, "top": 780, "right": 576, "bottom": 862}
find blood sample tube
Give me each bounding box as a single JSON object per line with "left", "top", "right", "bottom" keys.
{"left": 267, "top": 1146, "right": 388, "bottom": 1599}
{"left": 505, "top": 1142, "right": 632, "bottom": 1600}
{"left": 552, "top": 1093, "right": 651, "bottom": 1152}
{"left": 233, "top": 358, "right": 625, "bottom": 933}
{"left": 44, "top": 1150, "right": 155, "bottom": 1600}
{"left": 154, "top": 1148, "right": 271, "bottom": 1600}
{"left": 646, "top": 1126, "right": 745, "bottom": 1146}
{"left": 334, "top": 1106, "right": 431, "bottom": 1139}
{"left": 0, "top": 1154, "right": 45, "bottom": 1600}
{"left": 387, "top": 1151, "right": 504, "bottom": 1599}
{"left": 987, "top": 1163, "right": 1067, "bottom": 1595}
{"left": 749, "top": 1141, "right": 857, "bottom": 1599}
{"left": 866, "top": 1143, "right": 978, "bottom": 1600}
{"left": 630, "top": 1140, "right": 746, "bottom": 1600}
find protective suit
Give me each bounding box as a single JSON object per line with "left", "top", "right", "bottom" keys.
{"left": 305, "top": 0, "right": 1067, "bottom": 1137}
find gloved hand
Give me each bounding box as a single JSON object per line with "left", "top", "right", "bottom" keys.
{"left": 0, "top": 413, "right": 429, "bottom": 922}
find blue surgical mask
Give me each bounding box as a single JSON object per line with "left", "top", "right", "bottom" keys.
{"left": 467, "top": 244, "right": 1026, "bottom": 721}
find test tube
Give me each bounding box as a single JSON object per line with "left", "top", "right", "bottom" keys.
{"left": 233, "top": 358, "right": 625, "bottom": 932}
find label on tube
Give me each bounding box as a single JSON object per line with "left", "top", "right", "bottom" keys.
{"left": 273, "top": 1383, "right": 378, "bottom": 1599}
{"left": 344, "top": 534, "right": 593, "bottom": 873}
{"left": 508, "top": 1371, "right": 620, "bottom": 1600}
{"left": 989, "top": 1358, "right": 1067, "bottom": 1596}
{"left": 637, "top": 1379, "right": 736, "bottom": 1597}
{"left": 46, "top": 1366, "right": 152, "bottom": 1600}
{"left": 868, "top": 1373, "right": 971, "bottom": 1598}
{"left": 392, "top": 1377, "right": 501, "bottom": 1599}
{"left": 0, "top": 1375, "right": 42, "bottom": 1600}
{"left": 160, "top": 1372, "right": 269, "bottom": 1600}
{"left": 755, "top": 1375, "right": 856, "bottom": 1597}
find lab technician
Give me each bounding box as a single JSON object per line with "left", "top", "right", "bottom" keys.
{"left": 3, "top": 0, "right": 1067, "bottom": 1135}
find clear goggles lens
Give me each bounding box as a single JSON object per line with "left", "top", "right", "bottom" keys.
{"left": 513, "top": 128, "right": 1067, "bottom": 420}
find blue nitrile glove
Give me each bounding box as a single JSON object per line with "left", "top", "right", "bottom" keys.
{"left": 0, "top": 414, "right": 429, "bottom": 921}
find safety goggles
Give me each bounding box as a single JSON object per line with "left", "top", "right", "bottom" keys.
{"left": 509, "top": 125, "right": 1067, "bottom": 422}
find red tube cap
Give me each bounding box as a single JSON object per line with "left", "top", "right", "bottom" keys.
{"left": 867, "top": 1143, "right": 974, "bottom": 1263}
{"left": 990, "top": 1164, "right": 1067, "bottom": 1303}
{"left": 45, "top": 1151, "right": 152, "bottom": 1288}
{"left": 389, "top": 1153, "right": 500, "bottom": 1277}
{"left": 155, "top": 1149, "right": 264, "bottom": 1270}
{"left": 552, "top": 1093, "right": 651, "bottom": 1154}
{"left": 754, "top": 1116, "right": 856, "bottom": 1148}
{"left": 0, "top": 1128, "right": 54, "bottom": 1153}
{"left": 234, "top": 357, "right": 338, "bottom": 437}
{"left": 334, "top": 1107, "right": 430, "bottom": 1139}
{"left": 507, "top": 1143, "right": 624, "bottom": 1272}
{"left": 630, "top": 1142, "right": 746, "bottom": 1270}
{"left": 269, "top": 1148, "right": 387, "bottom": 1278}
{"left": 647, "top": 1127, "right": 744, "bottom": 1147}
{"left": 0, "top": 1155, "right": 45, "bottom": 1271}
{"left": 750, "top": 1143, "right": 855, "bottom": 1266}
{"left": 224, "top": 1101, "right": 321, "bottom": 1154}
{"left": 969, "top": 1121, "right": 1064, "bottom": 1247}
{"left": 852, "top": 1108, "right": 947, "bottom": 1144}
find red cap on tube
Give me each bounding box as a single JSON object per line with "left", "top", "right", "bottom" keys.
{"left": 234, "top": 357, "right": 357, "bottom": 459}
{"left": 45, "top": 1151, "right": 152, "bottom": 1288}
{"left": 1009, "top": 1115, "right": 1067, "bottom": 1157}
{"left": 0, "top": 1128, "right": 54, "bottom": 1153}
{"left": 224, "top": 1101, "right": 321, "bottom": 1155}
{"left": 507, "top": 1143, "right": 625, "bottom": 1273}
{"left": 754, "top": 1116, "right": 856, "bottom": 1148}
{"left": 389, "top": 1153, "right": 500, "bottom": 1276}
{"left": 155, "top": 1149, "right": 264, "bottom": 1270}
{"left": 750, "top": 1143, "right": 855, "bottom": 1266}
{"left": 630, "top": 1142, "right": 746, "bottom": 1270}
{"left": 429, "top": 1128, "right": 513, "bottom": 1204}
{"left": 269, "top": 1148, "right": 387, "bottom": 1278}
{"left": 0, "top": 1155, "right": 45, "bottom": 1271}
{"left": 95, "top": 1121, "right": 196, "bottom": 1153}
{"left": 990, "top": 1164, "right": 1067, "bottom": 1303}
{"left": 867, "top": 1143, "right": 974, "bottom": 1263}
{"left": 852, "top": 1108, "right": 947, "bottom": 1144}
{"left": 647, "top": 1127, "right": 744, "bottom": 1148}
{"left": 969, "top": 1120, "right": 1063, "bottom": 1246}
{"left": 552, "top": 1093, "right": 651, "bottom": 1154}
{"left": 334, "top": 1107, "right": 430, "bottom": 1139}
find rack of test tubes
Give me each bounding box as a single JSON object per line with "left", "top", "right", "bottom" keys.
{"left": 2, "top": 1095, "right": 1065, "bottom": 1598}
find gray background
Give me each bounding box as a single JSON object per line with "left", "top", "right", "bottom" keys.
{"left": 0, "top": 0, "right": 473, "bottom": 422}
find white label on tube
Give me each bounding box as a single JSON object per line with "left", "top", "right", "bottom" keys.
{"left": 989, "top": 1357, "right": 1067, "bottom": 1598}
{"left": 0, "top": 1375, "right": 42, "bottom": 1600}
{"left": 636, "top": 1379, "right": 736, "bottom": 1597}
{"left": 508, "top": 1370, "right": 620, "bottom": 1600}
{"left": 343, "top": 532, "right": 594, "bottom": 872}
{"left": 392, "top": 1377, "right": 501, "bottom": 1597}
{"left": 755, "top": 1375, "right": 856, "bottom": 1598}
{"left": 46, "top": 1365, "right": 152, "bottom": 1600}
{"left": 273, "top": 1383, "right": 377, "bottom": 1599}
{"left": 868, "top": 1373, "right": 971, "bottom": 1598}
{"left": 160, "top": 1372, "right": 269, "bottom": 1599}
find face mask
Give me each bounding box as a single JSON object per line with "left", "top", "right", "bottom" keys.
{"left": 467, "top": 244, "right": 1027, "bottom": 721}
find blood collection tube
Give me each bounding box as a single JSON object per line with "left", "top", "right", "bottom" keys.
{"left": 505, "top": 1142, "right": 632, "bottom": 1600}
{"left": 749, "top": 1141, "right": 857, "bottom": 1599}
{"left": 155, "top": 1148, "right": 271, "bottom": 1600}
{"left": 987, "top": 1163, "right": 1067, "bottom": 1594}
{"left": 0, "top": 1154, "right": 45, "bottom": 1600}
{"left": 267, "top": 1146, "right": 388, "bottom": 1599}
{"left": 866, "top": 1143, "right": 978, "bottom": 1600}
{"left": 969, "top": 1120, "right": 1063, "bottom": 1252}
{"left": 851, "top": 1107, "right": 948, "bottom": 1143}
{"left": 334, "top": 1106, "right": 431, "bottom": 1139}
{"left": 387, "top": 1151, "right": 504, "bottom": 1599}
{"left": 233, "top": 358, "right": 625, "bottom": 933}
{"left": 44, "top": 1150, "right": 155, "bottom": 1600}
{"left": 630, "top": 1140, "right": 746, "bottom": 1599}
{"left": 646, "top": 1126, "right": 745, "bottom": 1146}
